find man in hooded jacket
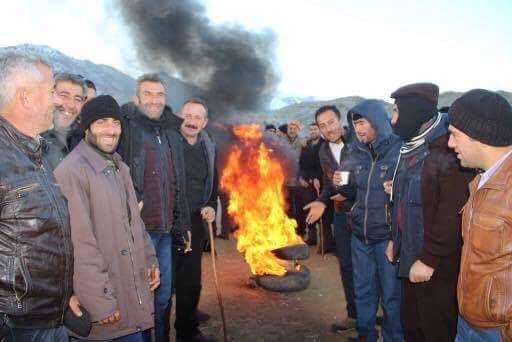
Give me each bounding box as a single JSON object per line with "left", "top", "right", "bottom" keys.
{"left": 339, "top": 100, "right": 402, "bottom": 341}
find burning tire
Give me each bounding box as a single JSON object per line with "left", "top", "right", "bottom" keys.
{"left": 271, "top": 243, "right": 309, "bottom": 260}
{"left": 256, "top": 265, "right": 311, "bottom": 292}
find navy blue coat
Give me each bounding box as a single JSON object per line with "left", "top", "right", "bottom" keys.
{"left": 343, "top": 100, "right": 401, "bottom": 244}
{"left": 391, "top": 113, "right": 473, "bottom": 279}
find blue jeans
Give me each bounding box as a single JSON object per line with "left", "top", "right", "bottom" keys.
{"left": 333, "top": 211, "right": 357, "bottom": 318}
{"left": 70, "top": 330, "right": 151, "bottom": 342}
{"left": 351, "top": 237, "right": 402, "bottom": 341}
{"left": 113, "top": 330, "right": 151, "bottom": 342}
{"left": 5, "top": 325, "right": 68, "bottom": 342}
{"left": 455, "top": 315, "right": 500, "bottom": 342}
{"left": 149, "top": 232, "right": 172, "bottom": 342}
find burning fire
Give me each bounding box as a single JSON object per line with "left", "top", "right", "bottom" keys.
{"left": 221, "top": 124, "right": 303, "bottom": 276}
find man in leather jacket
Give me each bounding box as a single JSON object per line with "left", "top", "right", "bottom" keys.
{"left": 0, "top": 52, "right": 79, "bottom": 341}
{"left": 448, "top": 89, "right": 512, "bottom": 341}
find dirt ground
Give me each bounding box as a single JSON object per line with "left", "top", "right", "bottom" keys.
{"left": 171, "top": 237, "right": 360, "bottom": 342}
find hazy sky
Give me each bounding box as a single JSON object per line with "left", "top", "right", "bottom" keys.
{"left": 1, "top": 0, "right": 511, "bottom": 101}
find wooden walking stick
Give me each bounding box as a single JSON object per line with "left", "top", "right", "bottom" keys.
{"left": 206, "top": 220, "right": 228, "bottom": 342}
{"left": 315, "top": 187, "right": 325, "bottom": 257}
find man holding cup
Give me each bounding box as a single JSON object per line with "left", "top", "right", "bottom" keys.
{"left": 338, "top": 100, "right": 402, "bottom": 341}
{"left": 304, "top": 105, "right": 357, "bottom": 332}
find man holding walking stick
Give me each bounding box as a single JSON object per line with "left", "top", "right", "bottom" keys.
{"left": 173, "top": 98, "right": 218, "bottom": 342}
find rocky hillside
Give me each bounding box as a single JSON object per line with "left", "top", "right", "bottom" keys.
{"left": 2, "top": 44, "right": 511, "bottom": 127}
{"left": 0, "top": 44, "right": 202, "bottom": 110}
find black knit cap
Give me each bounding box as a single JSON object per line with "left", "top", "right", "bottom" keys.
{"left": 80, "top": 95, "right": 121, "bottom": 132}
{"left": 448, "top": 89, "right": 512, "bottom": 146}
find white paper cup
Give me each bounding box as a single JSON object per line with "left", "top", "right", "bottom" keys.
{"left": 334, "top": 171, "right": 350, "bottom": 186}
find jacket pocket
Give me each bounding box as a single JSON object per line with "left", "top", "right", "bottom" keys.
{"left": 470, "top": 212, "right": 504, "bottom": 255}
{"left": 485, "top": 275, "right": 506, "bottom": 323}
{"left": 12, "top": 256, "right": 31, "bottom": 310}
{"left": 0, "top": 182, "right": 40, "bottom": 218}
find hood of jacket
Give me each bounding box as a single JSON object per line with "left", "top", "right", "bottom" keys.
{"left": 348, "top": 99, "right": 397, "bottom": 152}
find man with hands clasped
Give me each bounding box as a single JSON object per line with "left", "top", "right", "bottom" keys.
{"left": 55, "top": 95, "right": 159, "bottom": 341}
{"left": 387, "top": 83, "right": 473, "bottom": 342}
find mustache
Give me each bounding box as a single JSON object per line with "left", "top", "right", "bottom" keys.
{"left": 185, "top": 124, "right": 199, "bottom": 130}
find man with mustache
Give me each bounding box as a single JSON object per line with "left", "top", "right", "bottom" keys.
{"left": 118, "top": 74, "right": 188, "bottom": 342}
{"left": 55, "top": 95, "right": 159, "bottom": 341}
{"left": 173, "top": 98, "right": 218, "bottom": 342}
{"left": 42, "top": 72, "right": 86, "bottom": 170}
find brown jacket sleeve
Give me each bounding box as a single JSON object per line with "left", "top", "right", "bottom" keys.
{"left": 419, "top": 139, "right": 473, "bottom": 269}
{"left": 55, "top": 165, "right": 118, "bottom": 322}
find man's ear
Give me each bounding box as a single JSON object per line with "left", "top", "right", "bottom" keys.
{"left": 18, "top": 87, "right": 32, "bottom": 109}
{"left": 133, "top": 95, "right": 140, "bottom": 105}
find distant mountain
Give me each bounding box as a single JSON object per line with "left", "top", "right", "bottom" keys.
{"left": 269, "top": 95, "right": 318, "bottom": 110}
{"left": 268, "top": 91, "right": 512, "bottom": 126}
{"left": 0, "top": 44, "right": 202, "bottom": 111}
{"left": 2, "top": 44, "right": 511, "bottom": 127}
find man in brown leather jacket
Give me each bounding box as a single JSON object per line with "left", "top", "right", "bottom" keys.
{"left": 448, "top": 89, "right": 512, "bottom": 341}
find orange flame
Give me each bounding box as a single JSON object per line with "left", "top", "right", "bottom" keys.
{"left": 221, "top": 124, "right": 303, "bottom": 276}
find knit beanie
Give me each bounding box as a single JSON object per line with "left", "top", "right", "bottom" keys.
{"left": 448, "top": 89, "right": 512, "bottom": 146}
{"left": 80, "top": 95, "right": 121, "bottom": 132}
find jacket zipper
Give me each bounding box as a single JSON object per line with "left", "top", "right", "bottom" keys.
{"left": 38, "top": 161, "right": 71, "bottom": 322}
{"left": 359, "top": 145, "right": 378, "bottom": 244}
{"left": 459, "top": 190, "right": 476, "bottom": 312}
{"left": 13, "top": 256, "right": 28, "bottom": 309}
{"left": 114, "top": 168, "right": 143, "bottom": 305}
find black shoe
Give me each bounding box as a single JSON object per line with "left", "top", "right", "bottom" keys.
{"left": 331, "top": 317, "right": 357, "bottom": 334}
{"left": 196, "top": 310, "right": 211, "bottom": 324}
{"left": 216, "top": 233, "right": 229, "bottom": 240}
{"left": 305, "top": 239, "right": 317, "bottom": 246}
{"left": 177, "top": 333, "right": 218, "bottom": 342}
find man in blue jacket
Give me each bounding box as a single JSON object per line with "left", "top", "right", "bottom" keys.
{"left": 338, "top": 100, "right": 402, "bottom": 341}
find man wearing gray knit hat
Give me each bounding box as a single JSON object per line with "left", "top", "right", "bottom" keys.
{"left": 448, "top": 89, "right": 512, "bottom": 341}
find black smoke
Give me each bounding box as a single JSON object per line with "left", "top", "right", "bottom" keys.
{"left": 116, "top": 0, "right": 280, "bottom": 117}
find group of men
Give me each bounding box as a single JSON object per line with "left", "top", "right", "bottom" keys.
{"left": 1, "top": 49, "right": 512, "bottom": 342}
{"left": 0, "top": 51, "right": 216, "bottom": 342}
{"left": 301, "top": 83, "right": 512, "bottom": 342}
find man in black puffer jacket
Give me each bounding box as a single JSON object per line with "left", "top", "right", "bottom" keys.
{"left": 0, "top": 52, "right": 76, "bottom": 341}
{"left": 117, "top": 73, "right": 188, "bottom": 342}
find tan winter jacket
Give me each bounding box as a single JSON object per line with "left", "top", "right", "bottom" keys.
{"left": 458, "top": 153, "right": 512, "bottom": 341}
{"left": 55, "top": 141, "right": 157, "bottom": 340}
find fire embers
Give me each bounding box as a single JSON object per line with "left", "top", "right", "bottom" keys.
{"left": 220, "top": 124, "right": 304, "bottom": 277}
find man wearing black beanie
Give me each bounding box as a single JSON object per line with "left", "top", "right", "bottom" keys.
{"left": 54, "top": 95, "right": 160, "bottom": 341}
{"left": 448, "top": 89, "right": 512, "bottom": 341}
{"left": 386, "top": 83, "right": 474, "bottom": 341}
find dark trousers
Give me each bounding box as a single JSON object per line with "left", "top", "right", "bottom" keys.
{"left": 174, "top": 212, "right": 207, "bottom": 339}
{"left": 219, "top": 191, "right": 233, "bottom": 237}
{"left": 401, "top": 275, "right": 458, "bottom": 342}
{"left": 4, "top": 325, "right": 68, "bottom": 342}
{"left": 285, "top": 185, "right": 306, "bottom": 236}
{"left": 300, "top": 186, "right": 335, "bottom": 250}
{"left": 333, "top": 211, "right": 357, "bottom": 319}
